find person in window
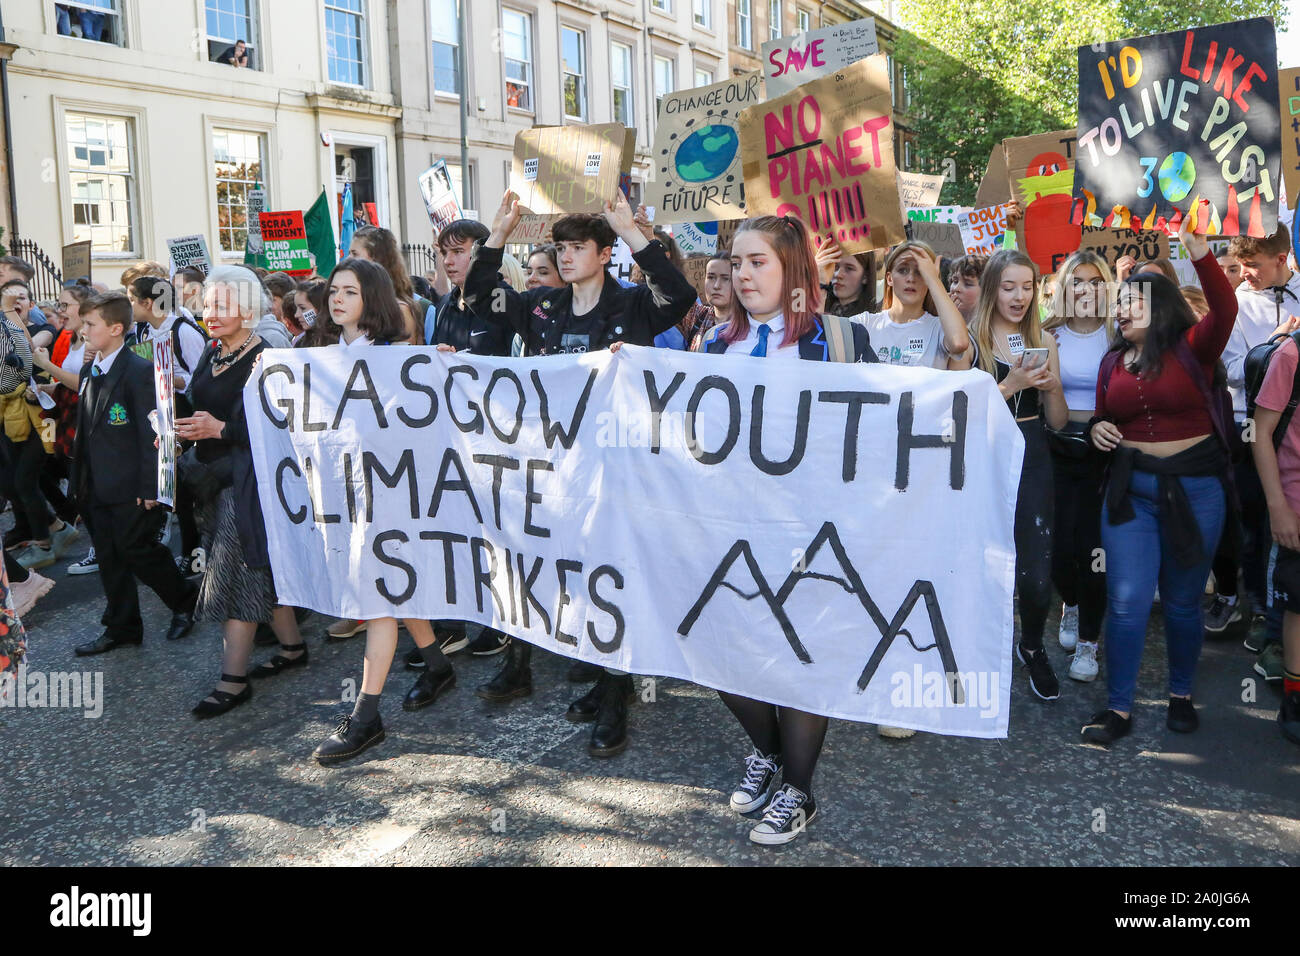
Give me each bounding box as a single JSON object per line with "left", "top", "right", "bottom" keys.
{"left": 217, "top": 40, "right": 250, "bottom": 68}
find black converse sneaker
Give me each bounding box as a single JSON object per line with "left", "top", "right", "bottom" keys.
{"left": 729, "top": 748, "right": 782, "bottom": 813}
{"left": 748, "top": 784, "right": 817, "bottom": 846}
{"left": 1016, "top": 643, "right": 1060, "bottom": 700}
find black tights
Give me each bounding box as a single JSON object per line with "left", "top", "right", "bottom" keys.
{"left": 1050, "top": 444, "right": 1106, "bottom": 643}
{"left": 1015, "top": 421, "right": 1054, "bottom": 651}
{"left": 718, "top": 691, "right": 828, "bottom": 797}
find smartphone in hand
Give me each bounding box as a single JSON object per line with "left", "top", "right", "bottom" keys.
{"left": 1021, "top": 347, "right": 1049, "bottom": 371}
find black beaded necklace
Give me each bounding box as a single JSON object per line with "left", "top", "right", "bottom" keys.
{"left": 212, "top": 331, "right": 254, "bottom": 370}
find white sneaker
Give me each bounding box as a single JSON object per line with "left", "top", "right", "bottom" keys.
{"left": 748, "top": 784, "right": 817, "bottom": 846}
{"left": 1058, "top": 603, "right": 1079, "bottom": 652}
{"left": 11, "top": 571, "right": 54, "bottom": 617}
{"left": 67, "top": 549, "right": 98, "bottom": 575}
{"left": 1069, "top": 640, "right": 1099, "bottom": 682}
{"left": 878, "top": 724, "right": 916, "bottom": 739}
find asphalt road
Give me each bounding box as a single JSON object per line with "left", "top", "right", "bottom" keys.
{"left": 4, "top": 527, "right": 1299, "bottom": 866}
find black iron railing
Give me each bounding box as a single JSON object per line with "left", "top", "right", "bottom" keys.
{"left": 9, "top": 238, "right": 64, "bottom": 301}
{"left": 402, "top": 243, "right": 437, "bottom": 279}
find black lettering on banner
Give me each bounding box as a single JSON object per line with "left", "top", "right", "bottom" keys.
{"left": 504, "top": 547, "right": 519, "bottom": 624}
{"left": 643, "top": 369, "right": 686, "bottom": 454}
{"left": 773, "top": 522, "right": 962, "bottom": 701}
{"left": 343, "top": 453, "right": 358, "bottom": 521}
{"left": 444, "top": 364, "right": 484, "bottom": 434}
{"left": 259, "top": 363, "right": 294, "bottom": 429}
{"left": 750, "top": 385, "right": 810, "bottom": 476}
{"left": 331, "top": 360, "right": 388, "bottom": 430}
{"left": 303, "top": 456, "right": 340, "bottom": 524}
{"left": 397, "top": 353, "right": 439, "bottom": 427}
{"left": 363, "top": 448, "right": 419, "bottom": 521}
{"left": 533, "top": 367, "right": 596, "bottom": 449}
{"left": 302, "top": 363, "right": 328, "bottom": 432}
{"left": 275, "top": 457, "right": 306, "bottom": 523}
{"left": 895, "top": 390, "right": 967, "bottom": 491}
{"left": 818, "top": 390, "right": 890, "bottom": 481}
{"left": 587, "top": 565, "right": 626, "bottom": 652}
{"left": 374, "top": 530, "right": 416, "bottom": 604}
{"left": 473, "top": 454, "right": 521, "bottom": 530}
{"left": 524, "top": 459, "right": 553, "bottom": 538}
{"left": 470, "top": 536, "right": 506, "bottom": 617}
{"left": 517, "top": 552, "right": 552, "bottom": 633}
{"left": 554, "top": 558, "right": 584, "bottom": 646}
{"left": 483, "top": 367, "right": 525, "bottom": 443}
{"left": 428, "top": 448, "right": 484, "bottom": 522}
{"left": 685, "top": 376, "right": 740, "bottom": 465}
{"left": 677, "top": 539, "right": 807, "bottom": 662}
{"left": 419, "top": 530, "right": 468, "bottom": 603}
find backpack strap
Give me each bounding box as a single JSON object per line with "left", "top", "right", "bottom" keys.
{"left": 821, "top": 314, "right": 853, "bottom": 363}
{"left": 694, "top": 322, "right": 727, "bottom": 353}
{"left": 170, "top": 314, "right": 207, "bottom": 372}
{"left": 1169, "top": 338, "right": 1233, "bottom": 455}
{"left": 1273, "top": 330, "right": 1300, "bottom": 449}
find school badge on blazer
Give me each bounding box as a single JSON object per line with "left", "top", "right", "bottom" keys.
{"left": 108, "top": 402, "right": 129, "bottom": 425}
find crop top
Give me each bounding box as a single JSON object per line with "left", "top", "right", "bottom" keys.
{"left": 993, "top": 355, "right": 1042, "bottom": 420}
{"left": 1053, "top": 323, "right": 1109, "bottom": 412}
{"left": 1095, "top": 253, "right": 1236, "bottom": 442}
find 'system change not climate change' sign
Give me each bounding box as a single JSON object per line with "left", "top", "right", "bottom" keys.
{"left": 1073, "top": 17, "right": 1281, "bottom": 237}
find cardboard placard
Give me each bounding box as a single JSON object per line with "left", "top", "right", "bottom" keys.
{"left": 897, "top": 171, "right": 945, "bottom": 210}
{"left": 246, "top": 188, "right": 266, "bottom": 254}
{"left": 510, "top": 123, "right": 627, "bottom": 215}
{"left": 957, "top": 203, "right": 1015, "bottom": 255}
{"left": 906, "top": 205, "right": 964, "bottom": 224}
{"left": 259, "top": 210, "right": 313, "bottom": 276}
{"left": 1003, "top": 128, "right": 1082, "bottom": 274}
{"left": 60, "top": 241, "right": 91, "bottom": 285}
{"left": 166, "top": 234, "right": 212, "bottom": 275}
{"left": 1280, "top": 67, "right": 1300, "bottom": 211}
{"left": 646, "top": 72, "right": 761, "bottom": 224}
{"left": 740, "top": 55, "right": 904, "bottom": 254}
{"left": 761, "top": 18, "right": 880, "bottom": 99}
{"left": 509, "top": 215, "right": 559, "bottom": 244}
{"left": 1078, "top": 225, "right": 1171, "bottom": 271}
{"left": 674, "top": 221, "right": 719, "bottom": 256}
{"left": 684, "top": 256, "right": 711, "bottom": 298}
{"left": 419, "top": 160, "right": 465, "bottom": 236}
{"left": 715, "top": 219, "right": 741, "bottom": 252}
{"left": 1074, "top": 17, "right": 1280, "bottom": 237}
{"left": 974, "top": 144, "right": 1011, "bottom": 208}
{"left": 906, "top": 220, "right": 966, "bottom": 258}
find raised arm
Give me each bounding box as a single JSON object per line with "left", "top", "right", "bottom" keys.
{"left": 1182, "top": 204, "right": 1237, "bottom": 362}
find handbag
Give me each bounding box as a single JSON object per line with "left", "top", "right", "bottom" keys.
{"left": 1045, "top": 419, "right": 1091, "bottom": 459}
{"left": 177, "top": 444, "right": 234, "bottom": 502}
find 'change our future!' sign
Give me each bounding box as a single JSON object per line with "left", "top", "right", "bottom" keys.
{"left": 1073, "top": 17, "right": 1281, "bottom": 237}
{"left": 246, "top": 346, "right": 1023, "bottom": 737}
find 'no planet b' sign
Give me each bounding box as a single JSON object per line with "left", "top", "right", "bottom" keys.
{"left": 1073, "top": 17, "right": 1281, "bottom": 238}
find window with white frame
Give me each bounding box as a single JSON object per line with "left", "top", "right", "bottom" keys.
{"left": 431, "top": 0, "right": 459, "bottom": 96}
{"left": 55, "top": 0, "right": 124, "bottom": 46}
{"left": 562, "top": 28, "right": 587, "bottom": 121}
{"left": 768, "top": 0, "right": 782, "bottom": 40}
{"left": 611, "top": 42, "right": 634, "bottom": 128}
{"left": 693, "top": 0, "right": 710, "bottom": 29}
{"left": 736, "top": 0, "right": 752, "bottom": 49}
{"left": 205, "top": 0, "right": 259, "bottom": 68}
{"left": 795, "top": 7, "right": 810, "bottom": 31}
{"left": 213, "top": 129, "right": 265, "bottom": 254}
{"left": 446, "top": 161, "right": 477, "bottom": 211}
{"left": 695, "top": 67, "right": 713, "bottom": 88}
{"left": 651, "top": 0, "right": 671, "bottom": 11}
{"left": 502, "top": 9, "right": 532, "bottom": 110}
{"left": 654, "top": 56, "right": 674, "bottom": 113}
{"left": 65, "top": 112, "right": 136, "bottom": 254}
{"left": 325, "top": 0, "right": 367, "bottom": 86}
{"left": 903, "top": 139, "right": 913, "bottom": 170}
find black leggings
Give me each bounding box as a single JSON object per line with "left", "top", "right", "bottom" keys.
{"left": 1015, "top": 420, "right": 1054, "bottom": 652}
{"left": 1050, "top": 443, "right": 1107, "bottom": 643}
{"left": 1, "top": 435, "right": 51, "bottom": 543}
{"left": 717, "top": 691, "right": 828, "bottom": 797}
{"left": 1212, "top": 443, "right": 1265, "bottom": 603}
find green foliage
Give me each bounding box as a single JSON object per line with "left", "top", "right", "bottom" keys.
{"left": 896, "top": 0, "right": 1289, "bottom": 205}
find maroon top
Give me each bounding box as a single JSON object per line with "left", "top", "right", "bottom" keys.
{"left": 1096, "top": 253, "right": 1237, "bottom": 442}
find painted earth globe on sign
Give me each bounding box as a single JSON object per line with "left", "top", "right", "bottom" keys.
{"left": 674, "top": 124, "right": 739, "bottom": 183}
{"left": 1158, "top": 152, "right": 1195, "bottom": 203}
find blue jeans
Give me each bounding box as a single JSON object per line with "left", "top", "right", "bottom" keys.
{"left": 1101, "top": 470, "right": 1225, "bottom": 713}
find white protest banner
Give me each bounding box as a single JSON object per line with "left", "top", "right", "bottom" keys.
{"left": 906, "top": 205, "right": 965, "bottom": 224}
{"left": 761, "top": 18, "right": 880, "bottom": 99}
{"left": 246, "top": 347, "right": 1021, "bottom": 737}
{"left": 166, "top": 234, "right": 212, "bottom": 276}
{"left": 152, "top": 338, "right": 177, "bottom": 509}
{"left": 418, "top": 160, "right": 464, "bottom": 235}
{"left": 607, "top": 237, "right": 636, "bottom": 284}
{"left": 957, "top": 203, "right": 1015, "bottom": 255}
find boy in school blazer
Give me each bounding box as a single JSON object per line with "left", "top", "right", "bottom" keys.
{"left": 72, "top": 292, "right": 197, "bottom": 656}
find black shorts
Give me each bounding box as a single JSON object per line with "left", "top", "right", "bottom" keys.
{"left": 1267, "top": 543, "right": 1300, "bottom": 613}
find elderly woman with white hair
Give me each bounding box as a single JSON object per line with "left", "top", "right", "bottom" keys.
{"left": 175, "top": 265, "right": 305, "bottom": 718}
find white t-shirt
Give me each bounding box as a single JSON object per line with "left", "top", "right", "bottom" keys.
{"left": 854, "top": 310, "right": 950, "bottom": 368}
{"left": 61, "top": 341, "right": 86, "bottom": 375}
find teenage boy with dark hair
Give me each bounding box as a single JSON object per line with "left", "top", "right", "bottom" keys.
{"left": 71, "top": 292, "right": 197, "bottom": 656}
{"left": 1218, "top": 227, "right": 1300, "bottom": 673}
{"left": 459, "top": 188, "right": 697, "bottom": 759}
